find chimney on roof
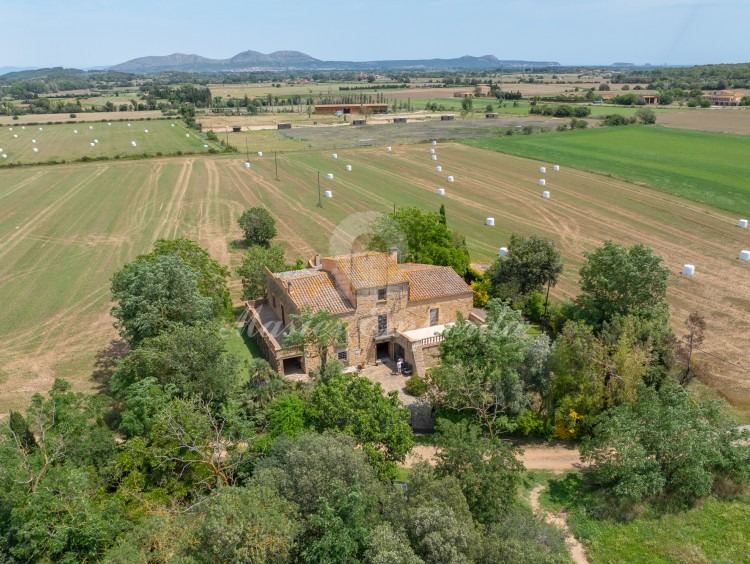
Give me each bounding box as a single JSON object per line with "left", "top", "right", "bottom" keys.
{"left": 287, "top": 281, "right": 292, "bottom": 294}
{"left": 389, "top": 247, "right": 399, "bottom": 263}
{"left": 314, "top": 254, "right": 321, "bottom": 267}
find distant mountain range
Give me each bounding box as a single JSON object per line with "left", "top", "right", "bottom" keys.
{"left": 109, "top": 50, "right": 560, "bottom": 73}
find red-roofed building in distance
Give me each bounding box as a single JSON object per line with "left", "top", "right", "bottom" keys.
{"left": 243, "top": 251, "right": 474, "bottom": 376}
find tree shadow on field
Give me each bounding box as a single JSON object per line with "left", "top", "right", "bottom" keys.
{"left": 91, "top": 338, "right": 130, "bottom": 395}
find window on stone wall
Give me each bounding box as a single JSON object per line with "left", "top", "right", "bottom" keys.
{"left": 377, "top": 288, "right": 386, "bottom": 301}
{"left": 337, "top": 350, "right": 348, "bottom": 361}
{"left": 429, "top": 308, "right": 439, "bottom": 326}
{"left": 377, "top": 314, "right": 387, "bottom": 336}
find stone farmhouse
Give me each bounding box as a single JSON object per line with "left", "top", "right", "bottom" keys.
{"left": 243, "top": 251, "right": 475, "bottom": 377}
{"left": 702, "top": 90, "right": 744, "bottom": 106}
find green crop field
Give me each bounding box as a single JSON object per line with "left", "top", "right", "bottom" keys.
{"left": 1, "top": 142, "right": 749, "bottom": 413}
{"left": 0, "top": 120, "right": 221, "bottom": 165}
{"left": 463, "top": 126, "right": 750, "bottom": 216}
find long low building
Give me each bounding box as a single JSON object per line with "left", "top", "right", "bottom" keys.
{"left": 314, "top": 103, "right": 388, "bottom": 115}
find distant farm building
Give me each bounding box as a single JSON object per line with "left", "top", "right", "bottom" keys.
{"left": 453, "top": 90, "right": 473, "bottom": 98}
{"left": 440, "top": 114, "right": 455, "bottom": 121}
{"left": 277, "top": 123, "right": 292, "bottom": 129}
{"left": 640, "top": 95, "right": 660, "bottom": 104}
{"left": 474, "top": 84, "right": 491, "bottom": 97}
{"left": 702, "top": 90, "right": 744, "bottom": 106}
{"left": 314, "top": 103, "right": 388, "bottom": 115}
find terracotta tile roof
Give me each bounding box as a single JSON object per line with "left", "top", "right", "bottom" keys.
{"left": 324, "top": 252, "right": 409, "bottom": 290}
{"left": 272, "top": 269, "right": 354, "bottom": 315}
{"left": 399, "top": 264, "right": 472, "bottom": 302}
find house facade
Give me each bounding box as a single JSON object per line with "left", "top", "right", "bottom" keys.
{"left": 243, "top": 251, "right": 474, "bottom": 376}
{"left": 702, "top": 90, "right": 744, "bottom": 106}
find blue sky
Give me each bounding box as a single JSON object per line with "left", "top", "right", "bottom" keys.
{"left": 2, "top": 0, "right": 747, "bottom": 68}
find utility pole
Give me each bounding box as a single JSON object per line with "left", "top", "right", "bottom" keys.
{"left": 317, "top": 171, "right": 322, "bottom": 208}
{"left": 275, "top": 151, "right": 279, "bottom": 180}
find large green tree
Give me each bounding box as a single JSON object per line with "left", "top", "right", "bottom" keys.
{"left": 576, "top": 240, "right": 670, "bottom": 328}
{"left": 254, "top": 432, "right": 384, "bottom": 515}
{"left": 238, "top": 207, "right": 277, "bottom": 247}
{"left": 369, "top": 206, "right": 470, "bottom": 276}
{"left": 111, "top": 323, "right": 242, "bottom": 405}
{"left": 139, "top": 238, "right": 232, "bottom": 319}
{"left": 431, "top": 300, "right": 542, "bottom": 436}
{"left": 308, "top": 371, "right": 414, "bottom": 478}
{"left": 581, "top": 381, "right": 750, "bottom": 506}
{"left": 435, "top": 419, "right": 523, "bottom": 524}
{"left": 487, "top": 233, "right": 563, "bottom": 303}
{"left": 111, "top": 254, "right": 213, "bottom": 346}
{"left": 192, "top": 485, "right": 299, "bottom": 563}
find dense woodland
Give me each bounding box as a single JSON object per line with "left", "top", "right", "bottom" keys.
{"left": 1, "top": 208, "right": 748, "bottom": 562}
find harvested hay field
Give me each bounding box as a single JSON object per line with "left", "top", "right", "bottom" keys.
{"left": 0, "top": 120, "right": 220, "bottom": 165}
{"left": 0, "top": 144, "right": 748, "bottom": 413}
{"left": 656, "top": 107, "right": 750, "bottom": 135}
{"left": 0, "top": 110, "right": 164, "bottom": 126}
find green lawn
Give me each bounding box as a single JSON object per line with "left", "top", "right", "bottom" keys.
{"left": 0, "top": 119, "right": 221, "bottom": 165}
{"left": 540, "top": 473, "right": 750, "bottom": 563}
{"left": 463, "top": 126, "right": 750, "bottom": 216}
{"left": 222, "top": 326, "right": 263, "bottom": 363}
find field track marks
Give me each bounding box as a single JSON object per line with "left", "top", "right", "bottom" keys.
{"left": 130, "top": 162, "right": 165, "bottom": 235}
{"left": 155, "top": 159, "right": 193, "bottom": 241}
{"left": 198, "top": 158, "right": 232, "bottom": 267}
{"left": 0, "top": 165, "right": 108, "bottom": 262}
{"left": 0, "top": 171, "right": 46, "bottom": 203}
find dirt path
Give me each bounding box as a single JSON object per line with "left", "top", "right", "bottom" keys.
{"left": 530, "top": 484, "right": 589, "bottom": 564}
{"left": 401, "top": 443, "right": 585, "bottom": 474}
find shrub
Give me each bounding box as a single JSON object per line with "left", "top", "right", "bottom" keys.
{"left": 513, "top": 410, "right": 553, "bottom": 439}
{"left": 69, "top": 113, "right": 77, "bottom": 118}
{"left": 405, "top": 375, "right": 428, "bottom": 397}
{"left": 635, "top": 108, "right": 657, "bottom": 124}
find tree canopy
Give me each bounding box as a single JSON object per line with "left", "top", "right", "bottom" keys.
{"left": 238, "top": 206, "right": 277, "bottom": 247}
{"left": 110, "top": 254, "right": 214, "bottom": 346}
{"left": 431, "top": 299, "right": 549, "bottom": 436}
{"left": 576, "top": 240, "right": 670, "bottom": 328}
{"left": 138, "top": 238, "right": 232, "bottom": 319}
{"left": 582, "top": 381, "right": 750, "bottom": 506}
{"left": 487, "top": 233, "right": 563, "bottom": 301}
{"left": 369, "top": 206, "right": 470, "bottom": 276}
